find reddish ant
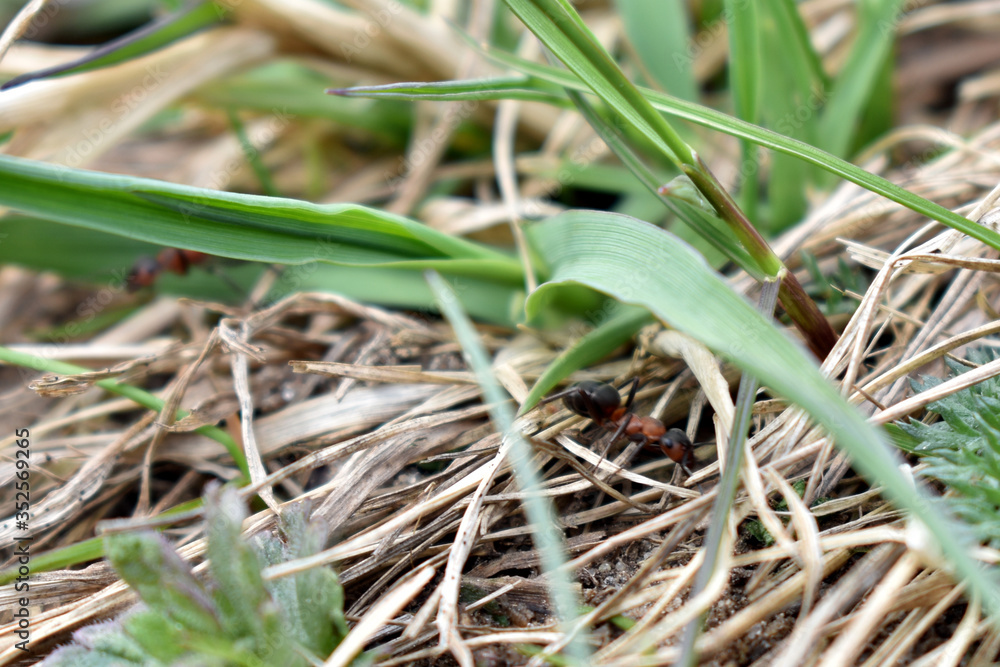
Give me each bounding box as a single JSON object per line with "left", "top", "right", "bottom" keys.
{"left": 542, "top": 379, "right": 694, "bottom": 470}
{"left": 126, "top": 248, "right": 209, "bottom": 292}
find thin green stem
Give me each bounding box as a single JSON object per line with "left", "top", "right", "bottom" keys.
{"left": 0, "top": 345, "right": 249, "bottom": 478}
{"left": 677, "top": 278, "right": 781, "bottom": 666}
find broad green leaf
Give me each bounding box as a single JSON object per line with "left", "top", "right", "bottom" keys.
{"left": 1, "top": 3, "right": 225, "bottom": 91}
{"left": 0, "top": 217, "right": 521, "bottom": 326}
{"left": 525, "top": 210, "right": 1000, "bottom": 616}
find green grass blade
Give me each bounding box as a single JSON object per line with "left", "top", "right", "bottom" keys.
{"left": 203, "top": 61, "right": 412, "bottom": 141}
{"left": 427, "top": 272, "right": 590, "bottom": 664}
{"left": 526, "top": 210, "right": 1000, "bottom": 617}
{"left": 756, "top": 3, "right": 825, "bottom": 228}
{"left": 500, "top": 0, "right": 688, "bottom": 163}
{"left": 1, "top": 3, "right": 225, "bottom": 91}
{"left": 563, "top": 89, "right": 758, "bottom": 273}
{"left": 329, "top": 75, "right": 570, "bottom": 107}
{"left": 0, "top": 345, "right": 247, "bottom": 477}
{"left": 521, "top": 304, "right": 653, "bottom": 410}
{"left": 727, "top": 0, "right": 761, "bottom": 125}
{"left": 361, "top": 58, "right": 1000, "bottom": 252}
{"left": 775, "top": 0, "right": 830, "bottom": 93}
{"left": 0, "top": 155, "right": 523, "bottom": 284}
{"left": 817, "top": 0, "right": 905, "bottom": 158}
{"left": 614, "top": 0, "right": 697, "bottom": 101}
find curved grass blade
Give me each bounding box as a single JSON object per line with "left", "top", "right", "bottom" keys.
{"left": 564, "top": 88, "right": 759, "bottom": 275}
{"left": 816, "top": 0, "right": 905, "bottom": 159}
{"left": 0, "top": 155, "right": 523, "bottom": 284}
{"left": 0, "top": 216, "right": 524, "bottom": 326}
{"left": 1, "top": 3, "right": 226, "bottom": 91}
{"left": 0, "top": 345, "right": 247, "bottom": 478}
{"left": 521, "top": 304, "right": 653, "bottom": 411}
{"left": 526, "top": 210, "right": 1000, "bottom": 617}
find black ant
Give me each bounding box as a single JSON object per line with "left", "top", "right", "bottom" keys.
{"left": 126, "top": 248, "right": 209, "bottom": 292}
{"left": 542, "top": 379, "right": 694, "bottom": 470}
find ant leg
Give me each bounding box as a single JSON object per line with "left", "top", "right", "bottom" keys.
{"left": 591, "top": 415, "right": 631, "bottom": 473}
{"left": 608, "top": 415, "right": 630, "bottom": 444}
{"left": 538, "top": 387, "right": 575, "bottom": 405}
{"left": 621, "top": 377, "right": 639, "bottom": 413}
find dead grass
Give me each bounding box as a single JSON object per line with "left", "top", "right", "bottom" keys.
{"left": 5, "top": 1, "right": 1000, "bottom": 665}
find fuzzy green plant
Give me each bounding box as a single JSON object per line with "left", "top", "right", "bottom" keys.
{"left": 899, "top": 349, "right": 1000, "bottom": 548}
{"left": 45, "top": 486, "right": 348, "bottom": 667}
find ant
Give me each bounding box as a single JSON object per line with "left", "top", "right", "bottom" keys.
{"left": 542, "top": 379, "right": 694, "bottom": 470}
{"left": 126, "top": 248, "right": 209, "bottom": 292}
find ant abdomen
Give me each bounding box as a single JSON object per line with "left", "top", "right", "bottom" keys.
{"left": 562, "top": 380, "right": 621, "bottom": 421}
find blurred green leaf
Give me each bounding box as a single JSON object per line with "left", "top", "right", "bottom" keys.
{"left": 614, "top": 0, "right": 697, "bottom": 101}
{"left": 817, "top": 0, "right": 905, "bottom": 159}
{"left": 0, "top": 155, "right": 520, "bottom": 280}
{"left": 1, "top": 3, "right": 225, "bottom": 91}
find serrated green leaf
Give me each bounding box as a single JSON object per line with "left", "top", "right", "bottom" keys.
{"left": 205, "top": 487, "right": 268, "bottom": 639}
{"left": 106, "top": 532, "right": 221, "bottom": 633}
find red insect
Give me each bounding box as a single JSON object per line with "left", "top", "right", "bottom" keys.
{"left": 542, "top": 379, "right": 693, "bottom": 469}
{"left": 126, "top": 248, "right": 209, "bottom": 292}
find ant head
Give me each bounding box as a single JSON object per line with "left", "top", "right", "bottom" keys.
{"left": 126, "top": 256, "right": 160, "bottom": 292}
{"left": 563, "top": 380, "right": 621, "bottom": 419}
{"left": 157, "top": 248, "right": 208, "bottom": 275}
{"left": 659, "top": 428, "right": 693, "bottom": 465}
